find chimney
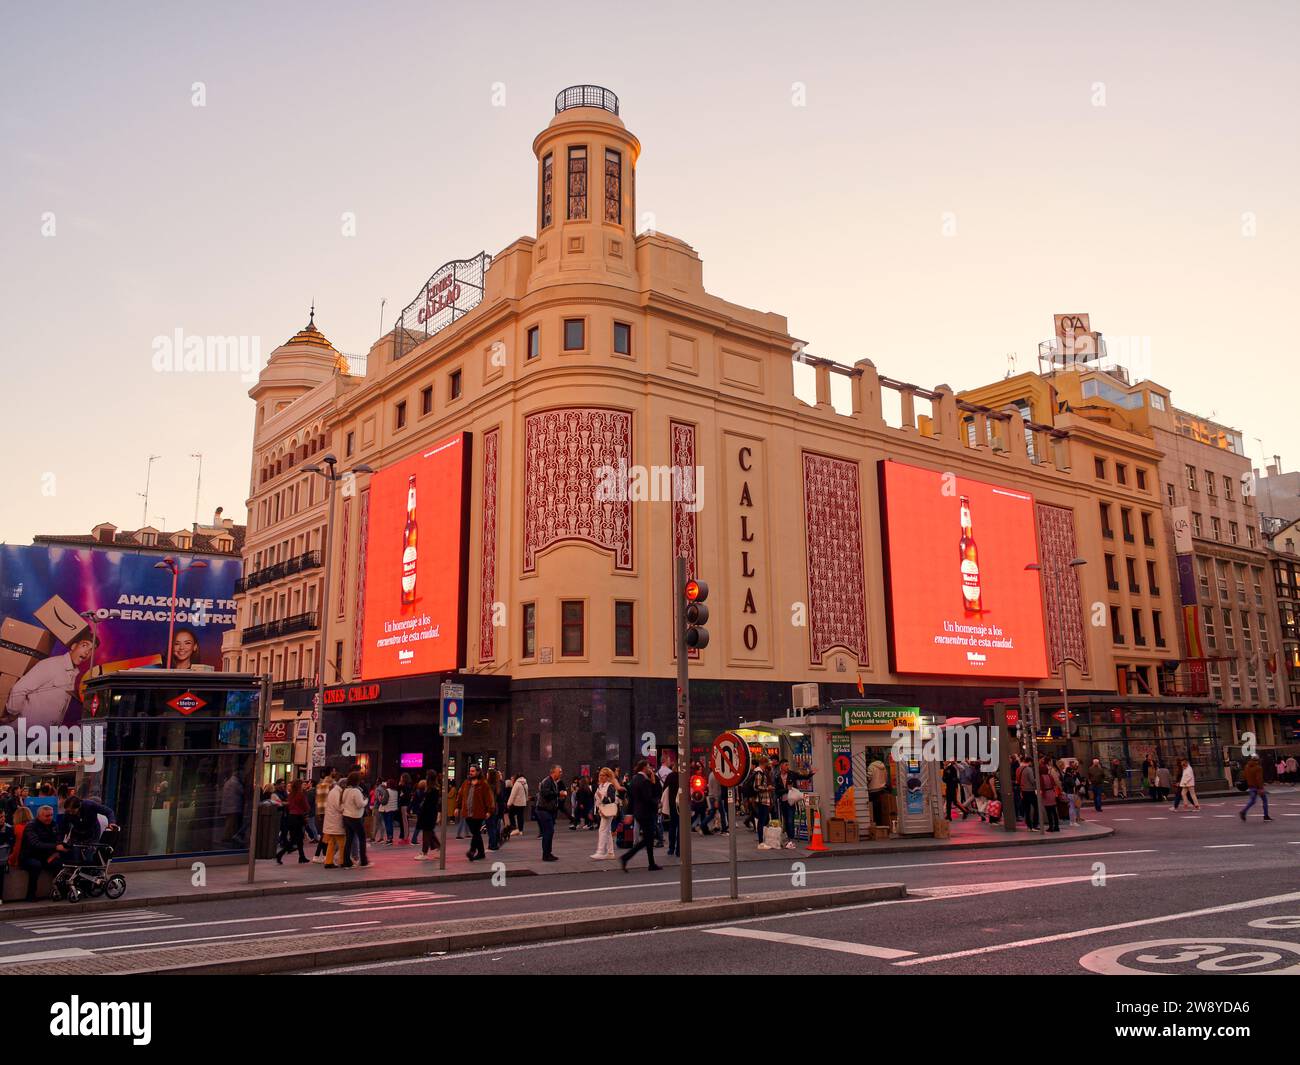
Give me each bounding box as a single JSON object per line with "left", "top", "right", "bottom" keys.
{"left": 212, "top": 506, "right": 223, "bottom": 527}
{"left": 1267, "top": 462, "right": 1280, "bottom": 478}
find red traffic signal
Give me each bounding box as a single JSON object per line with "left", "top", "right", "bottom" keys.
{"left": 684, "top": 577, "right": 710, "bottom": 649}
{"left": 685, "top": 579, "right": 707, "bottom": 602}
{"left": 689, "top": 774, "right": 706, "bottom": 801}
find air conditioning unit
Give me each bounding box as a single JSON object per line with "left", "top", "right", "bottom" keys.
{"left": 791, "top": 683, "right": 820, "bottom": 710}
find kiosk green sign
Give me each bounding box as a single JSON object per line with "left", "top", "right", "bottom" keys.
{"left": 839, "top": 705, "right": 919, "bottom": 732}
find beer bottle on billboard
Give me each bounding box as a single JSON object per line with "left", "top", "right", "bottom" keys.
{"left": 401, "top": 474, "right": 418, "bottom": 605}
{"left": 959, "top": 494, "right": 982, "bottom": 613}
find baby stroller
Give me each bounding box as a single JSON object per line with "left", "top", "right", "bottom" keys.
{"left": 52, "top": 826, "right": 126, "bottom": 903}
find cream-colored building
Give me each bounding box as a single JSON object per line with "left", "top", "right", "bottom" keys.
{"left": 238, "top": 88, "right": 1219, "bottom": 785}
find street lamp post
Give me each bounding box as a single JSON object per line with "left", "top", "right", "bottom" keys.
{"left": 1027, "top": 557, "right": 1087, "bottom": 759}
{"left": 303, "top": 455, "right": 374, "bottom": 761}
{"left": 153, "top": 556, "right": 209, "bottom": 668}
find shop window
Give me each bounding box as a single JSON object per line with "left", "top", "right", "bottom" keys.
{"left": 561, "top": 600, "right": 585, "bottom": 657}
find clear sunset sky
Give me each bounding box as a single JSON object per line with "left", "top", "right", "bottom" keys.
{"left": 2, "top": 0, "right": 1295, "bottom": 542}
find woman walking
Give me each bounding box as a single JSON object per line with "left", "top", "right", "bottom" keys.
{"left": 381, "top": 779, "right": 400, "bottom": 843}
{"left": 414, "top": 773, "right": 441, "bottom": 860}
{"left": 1039, "top": 758, "right": 1060, "bottom": 832}
{"left": 752, "top": 757, "right": 775, "bottom": 848}
{"left": 397, "top": 772, "right": 413, "bottom": 844}
{"left": 1178, "top": 760, "right": 1202, "bottom": 811}
{"left": 321, "top": 776, "right": 346, "bottom": 868}
{"left": 341, "top": 772, "right": 370, "bottom": 868}
{"left": 506, "top": 774, "right": 529, "bottom": 836}
{"left": 591, "top": 767, "right": 621, "bottom": 860}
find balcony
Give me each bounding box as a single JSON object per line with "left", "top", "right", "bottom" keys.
{"left": 235, "top": 550, "right": 321, "bottom": 594}
{"left": 241, "top": 611, "right": 319, "bottom": 645}
{"left": 272, "top": 678, "right": 312, "bottom": 695}
{"left": 1160, "top": 669, "right": 1211, "bottom": 697}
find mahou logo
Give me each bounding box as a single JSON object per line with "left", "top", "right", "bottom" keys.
{"left": 167, "top": 691, "right": 207, "bottom": 716}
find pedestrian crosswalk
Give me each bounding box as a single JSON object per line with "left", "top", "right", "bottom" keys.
{"left": 11, "top": 909, "right": 184, "bottom": 937}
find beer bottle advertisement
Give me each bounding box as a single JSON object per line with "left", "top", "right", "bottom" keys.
{"left": 879, "top": 459, "right": 1050, "bottom": 678}
{"left": 359, "top": 431, "right": 471, "bottom": 679}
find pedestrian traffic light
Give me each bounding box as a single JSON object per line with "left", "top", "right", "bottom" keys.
{"left": 684, "top": 579, "right": 709, "bottom": 649}
{"left": 690, "top": 773, "right": 706, "bottom": 803}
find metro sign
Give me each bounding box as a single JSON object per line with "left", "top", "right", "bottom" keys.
{"left": 167, "top": 691, "right": 207, "bottom": 716}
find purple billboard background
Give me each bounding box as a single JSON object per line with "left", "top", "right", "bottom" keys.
{"left": 0, "top": 544, "right": 240, "bottom": 719}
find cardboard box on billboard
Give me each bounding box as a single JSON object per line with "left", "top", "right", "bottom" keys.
{"left": 827, "top": 818, "right": 846, "bottom": 844}
{"left": 842, "top": 818, "right": 859, "bottom": 841}
{"left": 0, "top": 672, "right": 19, "bottom": 709}
{"left": 34, "top": 596, "right": 88, "bottom": 647}
{"left": 0, "top": 617, "right": 55, "bottom": 678}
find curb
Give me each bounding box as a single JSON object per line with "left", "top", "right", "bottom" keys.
{"left": 0, "top": 866, "right": 535, "bottom": 922}
{"left": 805, "top": 824, "right": 1114, "bottom": 858}
{"left": 91, "top": 883, "right": 909, "bottom": 975}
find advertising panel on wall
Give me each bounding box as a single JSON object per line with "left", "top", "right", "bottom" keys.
{"left": 878, "top": 460, "right": 1049, "bottom": 679}
{"left": 359, "top": 431, "right": 472, "bottom": 681}
{"left": 0, "top": 544, "right": 239, "bottom": 728}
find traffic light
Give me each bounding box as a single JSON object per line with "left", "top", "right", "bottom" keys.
{"left": 684, "top": 579, "right": 709, "bottom": 649}
{"left": 689, "top": 773, "right": 706, "bottom": 803}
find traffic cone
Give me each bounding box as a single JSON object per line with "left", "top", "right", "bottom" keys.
{"left": 807, "top": 806, "right": 828, "bottom": 852}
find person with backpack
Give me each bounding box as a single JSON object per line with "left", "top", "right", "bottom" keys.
{"left": 535, "top": 765, "right": 566, "bottom": 862}
{"left": 619, "top": 761, "right": 663, "bottom": 873}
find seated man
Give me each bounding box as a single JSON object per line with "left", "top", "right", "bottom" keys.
{"left": 18, "top": 805, "right": 66, "bottom": 902}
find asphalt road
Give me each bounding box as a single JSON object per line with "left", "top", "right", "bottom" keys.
{"left": 2, "top": 792, "right": 1296, "bottom": 975}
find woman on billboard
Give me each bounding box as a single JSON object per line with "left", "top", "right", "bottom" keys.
{"left": 169, "top": 626, "right": 203, "bottom": 670}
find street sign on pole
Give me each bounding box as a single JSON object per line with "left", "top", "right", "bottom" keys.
{"left": 711, "top": 731, "right": 749, "bottom": 899}
{"left": 710, "top": 731, "right": 750, "bottom": 789}
{"left": 440, "top": 681, "right": 465, "bottom": 738}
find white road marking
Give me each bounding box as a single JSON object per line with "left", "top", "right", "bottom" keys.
{"left": 93, "top": 929, "right": 302, "bottom": 953}
{"left": 910, "top": 874, "right": 1135, "bottom": 899}
{"left": 0, "top": 947, "right": 97, "bottom": 963}
{"left": 12, "top": 910, "right": 184, "bottom": 936}
{"left": 705, "top": 927, "right": 915, "bottom": 958}
{"left": 1205, "top": 844, "right": 1254, "bottom": 849}
{"left": 893, "top": 889, "right": 1300, "bottom": 967}
{"left": 0, "top": 849, "right": 1157, "bottom": 948}
{"left": 312, "top": 921, "right": 381, "bottom": 929}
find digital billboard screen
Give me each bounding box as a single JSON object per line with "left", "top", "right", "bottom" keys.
{"left": 359, "top": 431, "right": 471, "bottom": 680}
{"left": 878, "top": 460, "right": 1048, "bottom": 678}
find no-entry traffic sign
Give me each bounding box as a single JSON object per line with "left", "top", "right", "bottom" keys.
{"left": 710, "top": 731, "right": 751, "bottom": 788}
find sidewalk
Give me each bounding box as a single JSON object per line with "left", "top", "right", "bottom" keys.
{"left": 0, "top": 812, "right": 1111, "bottom": 920}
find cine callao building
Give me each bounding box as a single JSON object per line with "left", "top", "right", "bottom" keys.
{"left": 227, "top": 86, "right": 1217, "bottom": 787}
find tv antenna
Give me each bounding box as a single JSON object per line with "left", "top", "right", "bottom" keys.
{"left": 138, "top": 454, "right": 161, "bottom": 528}
{"left": 191, "top": 452, "right": 203, "bottom": 528}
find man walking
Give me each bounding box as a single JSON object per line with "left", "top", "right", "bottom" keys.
{"left": 535, "top": 765, "right": 566, "bottom": 862}
{"left": 620, "top": 761, "right": 663, "bottom": 873}
{"left": 1087, "top": 757, "right": 1106, "bottom": 812}
{"left": 457, "top": 764, "right": 495, "bottom": 860}
{"left": 1239, "top": 757, "right": 1273, "bottom": 822}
